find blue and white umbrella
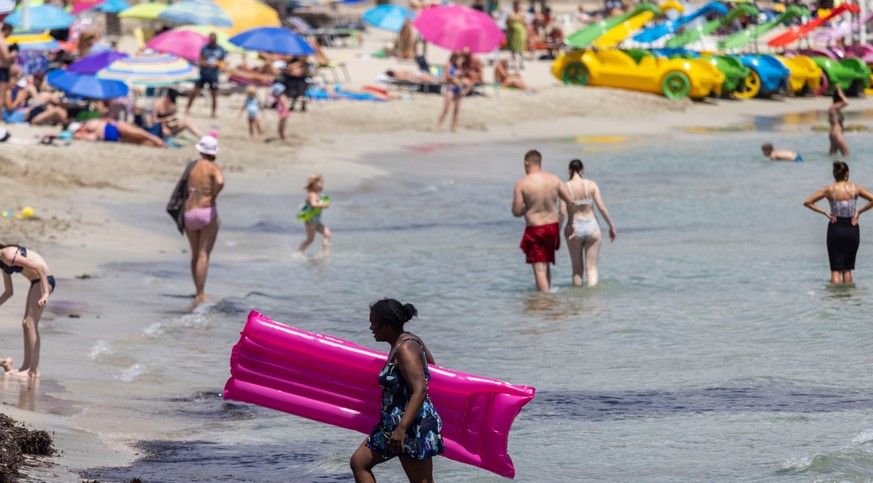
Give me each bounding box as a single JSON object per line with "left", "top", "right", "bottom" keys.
{"left": 158, "top": 0, "right": 233, "bottom": 28}
{"left": 95, "top": 0, "right": 132, "bottom": 14}
{"left": 47, "top": 69, "right": 129, "bottom": 100}
{"left": 362, "top": 5, "right": 412, "bottom": 33}
{"left": 4, "top": 5, "right": 75, "bottom": 30}
{"left": 229, "top": 27, "right": 315, "bottom": 56}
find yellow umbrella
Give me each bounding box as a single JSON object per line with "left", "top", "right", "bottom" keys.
{"left": 214, "top": 0, "right": 280, "bottom": 36}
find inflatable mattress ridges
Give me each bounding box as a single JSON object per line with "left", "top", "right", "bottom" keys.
{"left": 224, "top": 310, "right": 535, "bottom": 479}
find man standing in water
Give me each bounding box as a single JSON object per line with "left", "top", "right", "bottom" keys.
{"left": 512, "top": 150, "right": 574, "bottom": 293}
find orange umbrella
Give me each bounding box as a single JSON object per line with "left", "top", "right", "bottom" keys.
{"left": 214, "top": 0, "right": 280, "bottom": 36}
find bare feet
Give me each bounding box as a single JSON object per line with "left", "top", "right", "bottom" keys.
{"left": 194, "top": 294, "right": 210, "bottom": 303}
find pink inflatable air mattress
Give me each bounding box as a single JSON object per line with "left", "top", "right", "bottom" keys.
{"left": 224, "top": 310, "right": 535, "bottom": 478}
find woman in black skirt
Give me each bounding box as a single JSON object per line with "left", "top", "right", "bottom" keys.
{"left": 804, "top": 161, "right": 873, "bottom": 284}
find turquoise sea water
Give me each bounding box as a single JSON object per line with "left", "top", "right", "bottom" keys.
{"left": 5, "top": 119, "right": 873, "bottom": 482}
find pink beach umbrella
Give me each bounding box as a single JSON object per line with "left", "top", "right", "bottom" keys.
{"left": 412, "top": 4, "right": 505, "bottom": 54}
{"left": 70, "top": 0, "right": 106, "bottom": 15}
{"left": 145, "top": 29, "right": 209, "bottom": 63}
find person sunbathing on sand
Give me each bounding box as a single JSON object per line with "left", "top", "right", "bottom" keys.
{"left": 761, "top": 142, "right": 802, "bottom": 162}
{"left": 494, "top": 60, "right": 535, "bottom": 92}
{"left": 384, "top": 69, "right": 439, "bottom": 84}
{"left": 71, "top": 118, "right": 165, "bottom": 147}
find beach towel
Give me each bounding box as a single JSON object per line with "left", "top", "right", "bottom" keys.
{"left": 166, "top": 160, "right": 197, "bottom": 234}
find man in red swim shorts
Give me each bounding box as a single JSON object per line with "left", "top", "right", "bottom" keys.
{"left": 512, "top": 149, "right": 574, "bottom": 293}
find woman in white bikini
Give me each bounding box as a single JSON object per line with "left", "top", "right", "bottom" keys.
{"left": 560, "top": 159, "right": 616, "bottom": 287}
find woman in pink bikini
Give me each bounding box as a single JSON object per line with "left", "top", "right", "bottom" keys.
{"left": 184, "top": 135, "right": 224, "bottom": 303}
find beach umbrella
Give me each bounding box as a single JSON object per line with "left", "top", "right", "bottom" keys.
{"left": 70, "top": 0, "right": 106, "bottom": 15}
{"left": 47, "top": 69, "right": 129, "bottom": 99}
{"left": 118, "top": 1, "right": 167, "bottom": 20}
{"left": 146, "top": 29, "right": 209, "bottom": 62}
{"left": 173, "top": 25, "right": 243, "bottom": 53}
{"left": 98, "top": 53, "right": 199, "bottom": 86}
{"left": 158, "top": 0, "right": 233, "bottom": 28}
{"left": 94, "top": 0, "right": 131, "bottom": 14}
{"left": 214, "top": 0, "right": 280, "bottom": 36}
{"left": 68, "top": 50, "right": 127, "bottom": 74}
{"left": 412, "top": 5, "right": 504, "bottom": 53}
{"left": 0, "top": 0, "right": 14, "bottom": 15}
{"left": 4, "top": 4, "right": 75, "bottom": 30}
{"left": 229, "top": 27, "right": 315, "bottom": 55}
{"left": 6, "top": 31, "right": 59, "bottom": 51}
{"left": 362, "top": 5, "right": 412, "bottom": 33}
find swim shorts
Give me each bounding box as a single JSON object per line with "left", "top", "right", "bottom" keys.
{"left": 196, "top": 69, "right": 220, "bottom": 90}
{"left": 0, "top": 67, "right": 9, "bottom": 83}
{"left": 519, "top": 222, "right": 560, "bottom": 264}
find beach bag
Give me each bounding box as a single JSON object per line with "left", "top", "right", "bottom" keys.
{"left": 166, "top": 160, "right": 198, "bottom": 234}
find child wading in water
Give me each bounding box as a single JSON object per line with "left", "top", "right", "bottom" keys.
{"left": 298, "top": 174, "right": 331, "bottom": 256}
{"left": 240, "top": 85, "right": 263, "bottom": 138}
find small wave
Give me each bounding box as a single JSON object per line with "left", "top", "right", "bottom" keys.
{"left": 117, "top": 363, "right": 147, "bottom": 382}
{"left": 853, "top": 428, "right": 873, "bottom": 445}
{"left": 779, "top": 456, "right": 813, "bottom": 473}
{"left": 89, "top": 340, "right": 112, "bottom": 359}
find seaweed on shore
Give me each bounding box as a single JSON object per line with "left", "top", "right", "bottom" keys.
{"left": 0, "top": 413, "right": 55, "bottom": 482}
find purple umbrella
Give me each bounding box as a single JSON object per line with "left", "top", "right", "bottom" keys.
{"left": 68, "top": 51, "right": 128, "bottom": 75}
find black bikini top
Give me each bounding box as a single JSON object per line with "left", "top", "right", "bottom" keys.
{"left": 0, "top": 247, "right": 25, "bottom": 275}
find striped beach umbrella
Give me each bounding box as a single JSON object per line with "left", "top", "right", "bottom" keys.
{"left": 158, "top": 0, "right": 232, "bottom": 28}
{"left": 6, "top": 31, "right": 59, "bottom": 51}
{"left": 97, "top": 53, "right": 199, "bottom": 86}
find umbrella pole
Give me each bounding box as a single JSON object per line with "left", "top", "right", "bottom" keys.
{"left": 22, "top": 0, "right": 29, "bottom": 30}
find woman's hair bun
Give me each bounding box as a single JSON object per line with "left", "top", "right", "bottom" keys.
{"left": 402, "top": 303, "right": 418, "bottom": 322}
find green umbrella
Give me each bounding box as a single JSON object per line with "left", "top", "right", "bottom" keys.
{"left": 118, "top": 1, "right": 167, "bottom": 20}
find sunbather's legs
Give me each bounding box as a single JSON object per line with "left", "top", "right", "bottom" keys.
{"left": 450, "top": 96, "right": 462, "bottom": 133}
{"left": 185, "top": 86, "right": 202, "bottom": 115}
{"left": 435, "top": 91, "right": 454, "bottom": 131}
{"left": 30, "top": 106, "right": 67, "bottom": 126}
{"left": 116, "top": 121, "right": 166, "bottom": 147}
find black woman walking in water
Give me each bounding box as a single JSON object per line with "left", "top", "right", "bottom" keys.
{"left": 804, "top": 161, "right": 873, "bottom": 284}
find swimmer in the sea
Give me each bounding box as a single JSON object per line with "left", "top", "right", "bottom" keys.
{"left": 761, "top": 142, "right": 802, "bottom": 162}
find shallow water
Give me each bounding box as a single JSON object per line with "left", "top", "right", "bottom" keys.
{"left": 6, "top": 122, "right": 873, "bottom": 482}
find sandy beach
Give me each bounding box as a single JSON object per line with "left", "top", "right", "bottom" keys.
{"left": 2, "top": 20, "right": 873, "bottom": 480}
